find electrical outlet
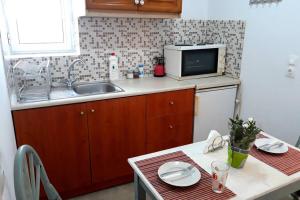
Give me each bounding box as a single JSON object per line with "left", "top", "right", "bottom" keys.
{"left": 286, "top": 54, "right": 298, "bottom": 79}
{"left": 286, "top": 66, "right": 295, "bottom": 78}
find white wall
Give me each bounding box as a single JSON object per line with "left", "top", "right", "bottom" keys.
{"left": 207, "top": 0, "right": 300, "bottom": 144}
{"left": 0, "top": 43, "right": 16, "bottom": 200}
{"left": 181, "top": 0, "right": 208, "bottom": 19}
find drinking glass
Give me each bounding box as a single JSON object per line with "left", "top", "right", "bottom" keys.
{"left": 211, "top": 160, "right": 230, "bottom": 193}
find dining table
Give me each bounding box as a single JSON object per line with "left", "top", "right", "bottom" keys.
{"left": 128, "top": 132, "right": 300, "bottom": 200}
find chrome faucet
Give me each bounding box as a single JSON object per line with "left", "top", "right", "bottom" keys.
{"left": 65, "top": 59, "right": 85, "bottom": 87}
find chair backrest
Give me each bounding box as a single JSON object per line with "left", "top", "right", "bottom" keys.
{"left": 14, "top": 145, "right": 61, "bottom": 200}
{"left": 296, "top": 136, "right": 300, "bottom": 148}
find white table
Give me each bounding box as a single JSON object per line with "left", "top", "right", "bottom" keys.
{"left": 128, "top": 133, "right": 300, "bottom": 200}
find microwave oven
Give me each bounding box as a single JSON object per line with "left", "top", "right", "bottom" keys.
{"left": 164, "top": 44, "right": 226, "bottom": 80}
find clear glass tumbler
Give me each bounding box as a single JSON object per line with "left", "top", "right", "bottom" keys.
{"left": 211, "top": 160, "right": 230, "bottom": 193}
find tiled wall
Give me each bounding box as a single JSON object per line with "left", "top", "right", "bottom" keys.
{"left": 8, "top": 17, "right": 245, "bottom": 87}
{"left": 206, "top": 20, "right": 245, "bottom": 77}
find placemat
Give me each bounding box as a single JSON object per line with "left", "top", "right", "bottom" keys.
{"left": 250, "top": 134, "right": 300, "bottom": 176}
{"left": 135, "top": 151, "right": 236, "bottom": 200}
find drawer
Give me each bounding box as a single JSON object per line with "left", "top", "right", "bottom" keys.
{"left": 146, "top": 89, "right": 195, "bottom": 118}
{"left": 146, "top": 113, "right": 193, "bottom": 153}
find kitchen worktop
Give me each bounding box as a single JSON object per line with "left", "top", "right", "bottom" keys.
{"left": 186, "top": 75, "right": 240, "bottom": 90}
{"left": 10, "top": 76, "right": 240, "bottom": 111}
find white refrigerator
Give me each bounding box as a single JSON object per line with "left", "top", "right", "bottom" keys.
{"left": 193, "top": 86, "right": 237, "bottom": 142}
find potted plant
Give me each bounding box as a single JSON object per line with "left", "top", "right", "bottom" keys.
{"left": 228, "top": 116, "right": 261, "bottom": 168}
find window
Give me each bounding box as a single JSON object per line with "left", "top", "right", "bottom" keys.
{"left": 0, "top": 0, "right": 80, "bottom": 57}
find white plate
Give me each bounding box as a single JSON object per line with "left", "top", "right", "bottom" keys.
{"left": 255, "top": 138, "right": 289, "bottom": 154}
{"left": 158, "top": 161, "right": 201, "bottom": 187}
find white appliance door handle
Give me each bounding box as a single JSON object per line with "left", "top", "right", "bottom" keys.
{"left": 194, "top": 95, "right": 199, "bottom": 116}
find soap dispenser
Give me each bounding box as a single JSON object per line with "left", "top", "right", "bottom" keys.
{"left": 109, "top": 52, "right": 119, "bottom": 80}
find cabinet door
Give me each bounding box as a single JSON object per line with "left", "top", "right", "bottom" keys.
{"left": 87, "top": 96, "right": 146, "bottom": 184}
{"left": 146, "top": 89, "right": 195, "bottom": 118}
{"left": 146, "top": 114, "right": 193, "bottom": 153}
{"left": 13, "top": 104, "right": 91, "bottom": 196}
{"left": 194, "top": 86, "right": 237, "bottom": 142}
{"left": 86, "top": 0, "right": 138, "bottom": 11}
{"left": 138, "top": 0, "right": 182, "bottom": 13}
{"left": 146, "top": 89, "right": 195, "bottom": 153}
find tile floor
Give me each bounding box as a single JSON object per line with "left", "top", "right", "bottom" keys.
{"left": 70, "top": 183, "right": 148, "bottom": 200}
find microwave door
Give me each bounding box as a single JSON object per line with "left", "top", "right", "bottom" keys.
{"left": 182, "top": 64, "right": 214, "bottom": 76}
{"left": 181, "top": 49, "right": 218, "bottom": 77}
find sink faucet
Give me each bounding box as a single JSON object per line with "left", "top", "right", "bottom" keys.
{"left": 65, "top": 59, "right": 85, "bottom": 87}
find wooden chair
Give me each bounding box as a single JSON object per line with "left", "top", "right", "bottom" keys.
{"left": 14, "top": 145, "right": 61, "bottom": 200}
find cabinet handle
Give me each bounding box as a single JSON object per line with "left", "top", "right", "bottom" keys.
{"left": 91, "top": 109, "right": 95, "bottom": 113}
{"left": 169, "top": 101, "right": 174, "bottom": 105}
{"left": 134, "top": 0, "right": 140, "bottom": 5}
{"left": 80, "top": 111, "right": 85, "bottom": 116}
{"left": 169, "top": 125, "right": 174, "bottom": 129}
{"left": 139, "top": 0, "right": 144, "bottom": 5}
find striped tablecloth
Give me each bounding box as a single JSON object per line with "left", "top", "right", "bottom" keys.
{"left": 135, "top": 151, "right": 236, "bottom": 200}
{"left": 250, "top": 135, "right": 300, "bottom": 176}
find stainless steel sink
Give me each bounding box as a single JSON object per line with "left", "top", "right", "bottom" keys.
{"left": 72, "top": 82, "right": 124, "bottom": 95}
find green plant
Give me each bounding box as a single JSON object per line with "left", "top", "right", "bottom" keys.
{"left": 229, "top": 116, "right": 261, "bottom": 150}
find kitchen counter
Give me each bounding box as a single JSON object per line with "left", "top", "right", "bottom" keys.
{"left": 10, "top": 76, "right": 240, "bottom": 111}
{"left": 185, "top": 75, "right": 240, "bottom": 90}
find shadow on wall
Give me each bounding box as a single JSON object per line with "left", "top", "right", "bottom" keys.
{"left": 0, "top": 153, "right": 14, "bottom": 200}
{"left": 0, "top": 162, "right": 4, "bottom": 197}
{"left": 0, "top": 41, "right": 17, "bottom": 200}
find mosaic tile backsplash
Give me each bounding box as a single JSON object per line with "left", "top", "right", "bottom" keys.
{"left": 206, "top": 20, "right": 245, "bottom": 77}
{"left": 8, "top": 17, "right": 245, "bottom": 87}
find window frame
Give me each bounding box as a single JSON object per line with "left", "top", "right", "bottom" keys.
{"left": 0, "top": 0, "right": 80, "bottom": 58}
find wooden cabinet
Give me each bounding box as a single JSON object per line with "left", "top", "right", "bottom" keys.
{"left": 138, "top": 0, "right": 182, "bottom": 13}
{"left": 146, "top": 88, "right": 194, "bottom": 118}
{"left": 13, "top": 104, "right": 91, "bottom": 196}
{"left": 86, "top": 0, "right": 138, "bottom": 11}
{"left": 86, "top": 96, "right": 146, "bottom": 184}
{"left": 12, "top": 88, "right": 194, "bottom": 197}
{"left": 86, "top": 0, "right": 182, "bottom": 13}
{"left": 146, "top": 114, "right": 193, "bottom": 152}
{"left": 146, "top": 89, "right": 195, "bottom": 153}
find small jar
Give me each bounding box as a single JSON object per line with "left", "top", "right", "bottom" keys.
{"left": 127, "top": 69, "right": 134, "bottom": 79}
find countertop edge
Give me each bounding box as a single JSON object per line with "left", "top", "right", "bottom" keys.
{"left": 11, "top": 76, "right": 241, "bottom": 111}
{"left": 11, "top": 85, "right": 196, "bottom": 111}
{"left": 195, "top": 79, "right": 241, "bottom": 90}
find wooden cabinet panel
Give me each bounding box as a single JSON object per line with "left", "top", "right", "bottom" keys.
{"left": 12, "top": 89, "right": 194, "bottom": 197}
{"left": 146, "top": 89, "right": 195, "bottom": 153}
{"left": 86, "top": 0, "right": 182, "bottom": 13}
{"left": 146, "top": 113, "right": 193, "bottom": 153}
{"left": 146, "top": 89, "right": 195, "bottom": 119}
{"left": 87, "top": 96, "right": 146, "bottom": 184}
{"left": 13, "top": 104, "right": 91, "bottom": 196}
{"left": 86, "top": 0, "right": 138, "bottom": 11}
{"left": 138, "top": 0, "right": 182, "bottom": 13}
